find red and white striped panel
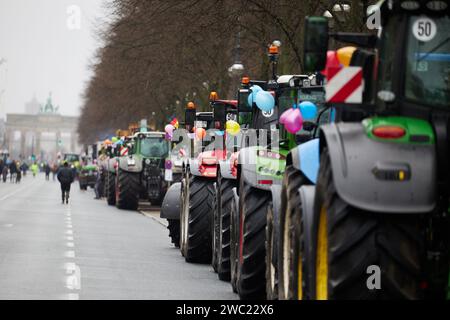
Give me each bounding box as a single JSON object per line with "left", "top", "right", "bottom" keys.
{"left": 326, "top": 66, "right": 363, "bottom": 104}
{"left": 120, "top": 147, "right": 128, "bottom": 156}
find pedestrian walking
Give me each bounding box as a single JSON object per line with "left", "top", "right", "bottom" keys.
{"left": 9, "top": 161, "right": 17, "bottom": 183}
{"left": 31, "top": 163, "right": 39, "bottom": 178}
{"left": 2, "top": 165, "right": 7, "bottom": 183}
{"left": 20, "top": 162, "right": 28, "bottom": 177}
{"left": 51, "top": 163, "right": 58, "bottom": 181}
{"left": 44, "top": 163, "right": 51, "bottom": 181}
{"left": 57, "top": 161, "right": 74, "bottom": 204}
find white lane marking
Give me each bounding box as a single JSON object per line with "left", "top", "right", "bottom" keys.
{"left": 0, "top": 179, "right": 39, "bottom": 201}
{"left": 65, "top": 251, "right": 75, "bottom": 258}
{"left": 66, "top": 236, "right": 74, "bottom": 241}
{"left": 67, "top": 224, "right": 73, "bottom": 228}
{"left": 3, "top": 224, "right": 13, "bottom": 228}
{"left": 66, "top": 242, "right": 74, "bottom": 248}
{"left": 66, "top": 293, "right": 79, "bottom": 300}
{"left": 66, "top": 264, "right": 81, "bottom": 290}
{"left": 66, "top": 230, "right": 73, "bottom": 235}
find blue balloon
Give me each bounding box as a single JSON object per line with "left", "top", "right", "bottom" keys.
{"left": 215, "top": 130, "right": 225, "bottom": 136}
{"left": 247, "top": 85, "right": 263, "bottom": 106}
{"left": 255, "top": 90, "right": 275, "bottom": 112}
{"left": 299, "top": 101, "right": 318, "bottom": 120}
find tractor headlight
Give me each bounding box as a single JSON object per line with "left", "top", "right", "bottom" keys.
{"left": 145, "top": 159, "right": 151, "bottom": 165}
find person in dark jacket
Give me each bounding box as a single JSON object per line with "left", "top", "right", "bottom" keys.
{"left": 44, "top": 163, "right": 51, "bottom": 181}
{"left": 57, "top": 162, "right": 74, "bottom": 204}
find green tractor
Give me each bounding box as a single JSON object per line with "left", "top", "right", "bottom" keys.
{"left": 280, "top": 0, "right": 449, "bottom": 300}
{"left": 78, "top": 165, "right": 98, "bottom": 190}
{"left": 115, "top": 131, "right": 170, "bottom": 210}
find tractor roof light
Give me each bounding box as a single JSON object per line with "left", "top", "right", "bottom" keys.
{"left": 242, "top": 76, "right": 250, "bottom": 85}
{"left": 269, "top": 45, "right": 279, "bottom": 55}
{"left": 426, "top": 1, "right": 448, "bottom": 10}
{"left": 400, "top": 1, "right": 420, "bottom": 10}
{"left": 187, "top": 101, "right": 196, "bottom": 109}
{"left": 209, "top": 91, "right": 218, "bottom": 101}
{"left": 372, "top": 126, "right": 406, "bottom": 139}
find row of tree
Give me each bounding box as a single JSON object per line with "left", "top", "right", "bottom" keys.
{"left": 78, "top": 0, "right": 374, "bottom": 144}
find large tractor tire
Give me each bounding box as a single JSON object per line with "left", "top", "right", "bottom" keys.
{"left": 106, "top": 171, "right": 116, "bottom": 206}
{"left": 116, "top": 169, "right": 140, "bottom": 211}
{"left": 230, "top": 189, "right": 239, "bottom": 293}
{"left": 313, "top": 148, "right": 424, "bottom": 300}
{"left": 212, "top": 182, "right": 219, "bottom": 273}
{"left": 217, "top": 176, "right": 237, "bottom": 281}
{"left": 167, "top": 219, "right": 180, "bottom": 248}
{"left": 183, "top": 176, "right": 215, "bottom": 263}
{"left": 237, "top": 177, "right": 271, "bottom": 300}
{"left": 278, "top": 164, "right": 310, "bottom": 300}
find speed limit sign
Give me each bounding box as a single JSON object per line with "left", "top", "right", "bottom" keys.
{"left": 412, "top": 17, "right": 437, "bottom": 42}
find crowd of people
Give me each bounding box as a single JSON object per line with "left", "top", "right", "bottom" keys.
{"left": 0, "top": 159, "right": 59, "bottom": 184}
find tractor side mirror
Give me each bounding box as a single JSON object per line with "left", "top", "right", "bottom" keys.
{"left": 185, "top": 109, "right": 196, "bottom": 132}
{"left": 213, "top": 102, "right": 226, "bottom": 128}
{"left": 303, "top": 16, "right": 329, "bottom": 73}
{"left": 238, "top": 89, "right": 252, "bottom": 125}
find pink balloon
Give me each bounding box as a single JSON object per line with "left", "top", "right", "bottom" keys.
{"left": 321, "top": 50, "right": 341, "bottom": 77}
{"left": 284, "top": 108, "right": 303, "bottom": 134}
{"left": 165, "top": 124, "right": 174, "bottom": 135}
{"left": 280, "top": 108, "right": 295, "bottom": 125}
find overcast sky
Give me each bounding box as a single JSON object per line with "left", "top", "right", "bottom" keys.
{"left": 0, "top": 0, "right": 108, "bottom": 118}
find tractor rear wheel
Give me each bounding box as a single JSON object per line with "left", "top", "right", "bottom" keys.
{"left": 116, "top": 169, "right": 140, "bottom": 211}
{"left": 314, "top": 148, "right": 424, "bottom": 300}
{"left": 278, "top": 165, "right": 310, "bottom": 300}
{"left": 217, "top": 176, "right": 237, "bottom": 281}
{"left": 184, "top": 176, "right": 215, "bottom": 263}
{"left": 237, "top": 177, "right": 270, "bottom": 300}
{"left": 106, "top": 171, "right": 116, "bottom": 206}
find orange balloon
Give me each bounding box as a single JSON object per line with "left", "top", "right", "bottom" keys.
{"left": 336, "top": 46, "right": 357, "bottom": 67}
{"left": 195, "top": 128, "right": 206, "bottom": 140}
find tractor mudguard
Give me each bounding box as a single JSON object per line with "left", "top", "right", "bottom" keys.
{"left": 290, "top": 139, "right": 320, "bottom": 184}
{"left": 118, "top": 155, "right": 143, "bottom": 173}
{"left": 298, "top": 185, "right": 317, "bottom": 300}
{"left": 160, "top": 182, "right": 181, "bottom": 220}
{"left": 239, "top": 146, "right": 282, "bottom": 191}
{"left": 219, "top": 160, "right": 236, "bottom": 180}
{"left": 320, "top": 122, "right": 436, "bottom": 213}
{"left": 269, "top": 184, "right": 282, "bottom": 268}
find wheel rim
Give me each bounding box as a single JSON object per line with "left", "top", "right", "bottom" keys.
{"left": 316, "top": 205, "right": 328, "bottom": 300}
{"left": 269, "top": 221, "right": 276, "bottom": 294}
{"left": 282, "top": 202, "right": 291, "bottom": 299}
{"left": 297, "top": 246, "right": 303, "bottom": 300}
{"left": 182, "top": 178, "right": 189, "bottom": 247}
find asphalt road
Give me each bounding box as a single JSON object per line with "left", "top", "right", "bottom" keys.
{"left": 0, "top": 173, "right": 237, "bottom": 300}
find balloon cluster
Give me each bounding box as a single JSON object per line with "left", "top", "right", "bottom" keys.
{"left": 164, "top": 118, "right": 179, "bottom": 140}
{"left": 280, "top": 101, "right": 318, "bottom": 134}
{"left": 225, "top": 120, "right": 240, "bottom": 136}
{"left": 321, "top": 47, "right": 356, "bottom": 78}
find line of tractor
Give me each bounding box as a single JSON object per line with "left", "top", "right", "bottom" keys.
{"left": 94, "top": 0, "right": 449, "bottom": 300}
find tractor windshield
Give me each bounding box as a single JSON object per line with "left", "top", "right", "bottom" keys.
{"left": 140, "top": 137, "right": 169, "bottom": 158}
{"left": 405, "top": 15, "right": 450, "bottom": 108}
{"left": 64, "top": 154, "right": 79, "bottom": 163}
